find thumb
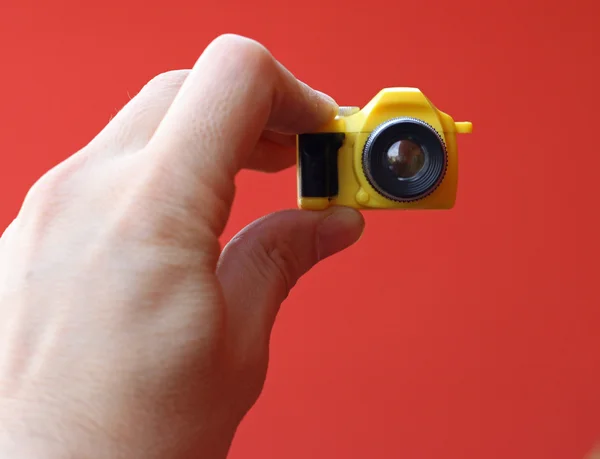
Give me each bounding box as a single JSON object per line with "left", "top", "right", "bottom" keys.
{"left": 216, "top": 207, "right": 364, "bottom": 348}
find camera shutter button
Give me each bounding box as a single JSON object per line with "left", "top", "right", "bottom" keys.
{"left": 336, "top": 106, "right": 360, "bottom": 118}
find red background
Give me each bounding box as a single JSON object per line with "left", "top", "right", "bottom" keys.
{"left": 1, "top": 1, "right": 600, "bottom": 458}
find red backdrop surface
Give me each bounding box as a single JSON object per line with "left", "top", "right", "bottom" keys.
{"left": 1, "top": 1, "right": 600, "bottom": 458}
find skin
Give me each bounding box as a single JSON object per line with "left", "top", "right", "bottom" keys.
{"left": 0, "top": 34, "right": 364, "bottom": 459}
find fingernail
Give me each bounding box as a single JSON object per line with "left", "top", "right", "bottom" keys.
{"left": 316, "top": 207, "right": 365, "bottom": 261}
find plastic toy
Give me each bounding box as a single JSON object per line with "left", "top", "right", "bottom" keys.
{"left": 296, "top": 88, "right": 472, "bottom": 210}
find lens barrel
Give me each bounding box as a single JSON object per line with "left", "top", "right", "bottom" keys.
{"left": 362, "top": 118, "right": 447, "bottom": 202}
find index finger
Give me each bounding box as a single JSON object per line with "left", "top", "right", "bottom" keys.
{"left": 147, "top": 34, "right": 338, "bottom": 193}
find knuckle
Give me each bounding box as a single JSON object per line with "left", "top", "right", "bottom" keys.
{"left": 208, "top": 34, "right": 273, "bottom": 76}
{"left": 24, "top": 162, "right": 72, "bottom": 205}
{"left": 25, "top": 173, "right": 55, "bottom": 202}
{"left": 143, "top": 69, "right": 189, "bottom": 94}
{"left": 256, "top": 239, "right": 302, "bottom": 295}
{"left": 16, "top": 158, "right": 84, "bottom": 233}
{"left": 210, "top": 33, "right": 265, "bottom": 53}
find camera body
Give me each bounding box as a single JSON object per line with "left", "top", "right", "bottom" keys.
{"left": 296, "top": 88, "right": 472, "bottom": 210}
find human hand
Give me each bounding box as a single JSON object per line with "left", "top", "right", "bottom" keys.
{"left": 0, "top": 34, "right": 364, "bottom": 459}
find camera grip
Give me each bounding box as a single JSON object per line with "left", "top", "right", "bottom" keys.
{"left": 297, "top": 133, "right": 345, "bottom": 199}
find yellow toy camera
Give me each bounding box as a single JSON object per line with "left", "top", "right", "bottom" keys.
{"left": 296, "top": 88, "right": 472, "bottom": 210}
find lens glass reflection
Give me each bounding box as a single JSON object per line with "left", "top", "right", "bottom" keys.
{"left": 386, "top": 140, "right": 426, "bottom": 179}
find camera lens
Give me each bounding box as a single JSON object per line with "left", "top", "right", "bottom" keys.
{"left": 362, "top": 118, "right": 447, "bottom": 202}
{"left": 386, "top": 140, "right": 426, "bottom": 179}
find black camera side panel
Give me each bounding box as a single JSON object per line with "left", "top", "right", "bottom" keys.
{"left": 298, "top": 133, "right": 345, "bottom": 199}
